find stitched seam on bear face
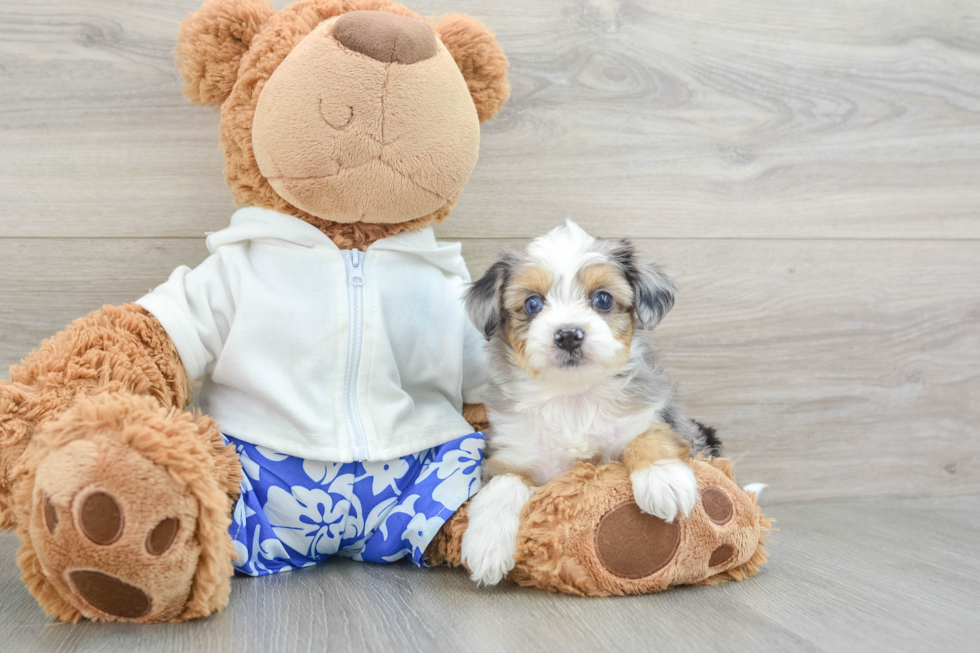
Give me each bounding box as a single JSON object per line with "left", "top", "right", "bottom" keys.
{"left": 267, "top": 158, "right": 448, "bottom": 203}
{"left": 265, "top": 158, "right": 374, "bottom": 181}
{"left": 379, "top": 159, "right": 448, "bottom": 201}
{"left": 379, "top": 63, "right": 391, "bottom": 144}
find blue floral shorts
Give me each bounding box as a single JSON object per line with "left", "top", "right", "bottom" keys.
{"left": 225, "top": 433, "right": 485, "bottom": 576}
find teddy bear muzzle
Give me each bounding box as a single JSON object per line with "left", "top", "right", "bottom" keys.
{"left": 250, "top": 11, "right": 481, "bottom": 225}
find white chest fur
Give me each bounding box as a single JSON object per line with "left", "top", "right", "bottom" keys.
{"left": 487, "top": 385, "right": 665, "bottom": 487}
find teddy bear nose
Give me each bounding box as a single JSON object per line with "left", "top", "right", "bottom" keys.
{"left": 333, "top": 10, "right": 437, "bottom": 65}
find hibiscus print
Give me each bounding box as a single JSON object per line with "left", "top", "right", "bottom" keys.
{"left": 263, "top": 486, "right": 349, "bottom": 560}
{"left": 303, "top": 459, "right": 345, "bottom": 486}
{"left": 416, "top": 437, "right": 485, "bottom": 507}
{"left": 226, "top": 431, "right": 485, "bottom": 574}
{"left": 357, "top": 457, "right": 412, "bottom": 495}
{"left": 404, "top": 512, "right": 445, "bottom": 553}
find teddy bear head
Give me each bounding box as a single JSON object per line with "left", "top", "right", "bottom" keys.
{"left": 176, "top": 0, "right": 509, "bottom": 247}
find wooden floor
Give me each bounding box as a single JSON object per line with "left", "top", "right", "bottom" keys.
{"left": 1, "top": 0, "right": 979, "bottom": 650}
{"left": 1, "top": 496, "right": 978, "bottom": 652}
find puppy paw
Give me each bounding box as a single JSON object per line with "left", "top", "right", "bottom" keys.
{"left": 630, "top": 460, "right": 698, "bottom": 523}
{"left": 460, "top": 475, "right": 532, "bottom": 586}
{"left": 462, "top": 531, "right": 516, "bottom": 586}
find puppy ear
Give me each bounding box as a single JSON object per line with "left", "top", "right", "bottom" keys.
{"left": 465, "top": 252, "right": 516, "bottom": 339}
{"left": 176, "top": 0, "right": 275, "bottom": 106}
{"left": 430, "top": 13, "right": 510, "bottom": 122}
{"left": 614, "top": 240, "right": 676, "bottom": 329}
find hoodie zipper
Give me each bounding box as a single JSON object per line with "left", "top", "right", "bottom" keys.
{"left": 343, "top": 249, "right": 369, "bottom": 460}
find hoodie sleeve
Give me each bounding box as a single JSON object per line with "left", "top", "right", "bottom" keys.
{"left": 135, "top": 253, "right": 235, "bottom": 382}
{"left": 461, "top": 316, "right": 490, "bottom": 405}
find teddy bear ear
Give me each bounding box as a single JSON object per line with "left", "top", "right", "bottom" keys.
{"left": 430, "top": 13, "right": 511, "bottom": 122}
{"left": 175, "top": 0, "right": 276, "bottom": 106}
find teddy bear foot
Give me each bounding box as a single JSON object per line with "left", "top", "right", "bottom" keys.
{"left": 427, "top": 457, "right": 771, "bottom": 596}
{"left": 11, "top": 393, "right": 240, "bottom": 623}
{"left": 28, "top": 433, "right": 200, "bottom": 621}
{"left": 514, "top": 457, "right": 771, "bottom": 595}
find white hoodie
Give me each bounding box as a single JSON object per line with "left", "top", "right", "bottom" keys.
{"left": 137, "top": 207, "right": 488, "bottom": 462}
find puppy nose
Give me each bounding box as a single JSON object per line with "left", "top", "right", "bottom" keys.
{"left": 333, "top": 11, "right": 438, "bottom": 65}
{"left": 555, "top": 328, "right": 585, "bottom": 352}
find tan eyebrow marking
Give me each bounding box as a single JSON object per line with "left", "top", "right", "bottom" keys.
{"left": 503, "top": 265, "right": 554, "bottom": 312}
{"left": 578, "top": 263, "right": 633, "bottom": 303}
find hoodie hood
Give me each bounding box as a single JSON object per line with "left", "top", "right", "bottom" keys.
{"left": 207, "top": 207, "right": 471, "bottom": 281}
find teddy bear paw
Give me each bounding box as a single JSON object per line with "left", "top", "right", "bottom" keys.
{"left": 27, "top": 435, "right": 203, "bottom": 622}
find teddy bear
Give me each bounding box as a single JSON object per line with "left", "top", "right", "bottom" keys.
{"left": 0, "top": 0, "right": 769, "bottom": 624}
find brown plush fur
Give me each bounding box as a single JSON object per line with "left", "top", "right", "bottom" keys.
{"left": 177, "top": 0, "right": 509, "bottom": 249}
{"left": 429, "top": 13, "right": 510, "bottom": 122}
{"left": 427, "top": 457, "right": 770, "bottom": 596}
{"left": 424, "top": 499, "right": 468, "bottom": 567}
{"left": 462, "top": 403, "right": 489, "bottom": 432}
{"left": 176, "top": 0, "right": 277, "bottom": 107}
{"left": 0, "top": 305, "right": 188, "bottom": 529}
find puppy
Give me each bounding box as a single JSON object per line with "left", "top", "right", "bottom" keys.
{"left": 460, "top": 220, "right": 721, "bottom": 585}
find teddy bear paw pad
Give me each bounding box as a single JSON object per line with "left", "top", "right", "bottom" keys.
{"left": 594, "top": 500, "right": 681, "bottom": 579}
{"left": 77, "top": 491, "right": 124, "bottom": 545}
{"left": 69, "top": 570, "right": 152, "bottom": 619}
{"left": 701, "top": 486, "right": 733, "bottom": 525}
{"left": 708, "top": 544, "right": 735, "bottom": 567}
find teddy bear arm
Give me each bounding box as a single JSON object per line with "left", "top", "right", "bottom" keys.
{"left": 0, "top": 304, "right": 190, "bottom": 528}
{"left": 7, "top": 303, "right": 189, "bottom": 411}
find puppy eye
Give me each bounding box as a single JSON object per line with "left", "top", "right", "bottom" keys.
{"left": 524, "top": 296, "right": 544, "bottom": 315}
{"left": 592, "top": 291, "right": 613, "bottom": 312}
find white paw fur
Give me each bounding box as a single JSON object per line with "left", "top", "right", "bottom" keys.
{"left": 630, "top": 459, "right": 698, "bottom": 523}
{"left": 460, "top": 475, "right": 533, "bottom": 586}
